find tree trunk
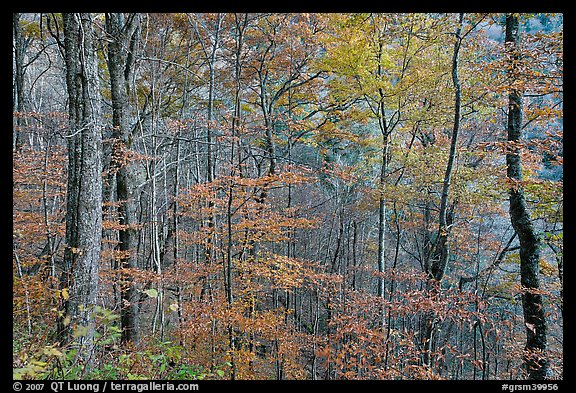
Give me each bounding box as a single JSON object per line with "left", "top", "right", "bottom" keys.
{"left": 377, "top": 144, "right": 387, "bottom": 299}
{"left": 431, "top": 13, "right": 463, "bottom": 282}
{"left": 376, "top": 40, "right": 389, "bottom": 302}
{"left": 422, "top": 13, "right": 464, "bottom": 371}
{"left": 105, "top": 13, "right": 141, "bottom": 344}
{"left": 60, "top": 12, "right": 103, "bottom": 368}
{"left": 505, "top": 13, "right": 548, "bottom": 380}
{"left": 206, "top": 15, "right": 222, "bottom": 184}
{"left": 13, "top": 13, "right": 28, "bottom": 151}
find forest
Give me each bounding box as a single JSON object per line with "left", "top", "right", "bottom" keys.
{"left": 12, "top": 13, "right": 563, "bottom": 381}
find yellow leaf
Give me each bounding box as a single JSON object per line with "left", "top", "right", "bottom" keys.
{"left": 73, "top": 325, "right": 89, "bottom": 338}
{"left": 44, "top": 347, "right": 64, "bottom": 357}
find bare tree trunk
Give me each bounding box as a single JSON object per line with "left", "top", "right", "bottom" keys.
{"left": 60, "top": 13, "right": 103, "bottom": 369}
{"left": 377, "top": 143, "right": 387, "bottom": 299}
{"left": 189, "top": 13, "right": 222, "bottom": 304}
{"left": 422, "top": 12, "right": 464, "bottom": 371}
{"left": 505, "top": 13, "right": 548, "bottom": 380}
{"left": 13, "top": 13, "right": 28, "bottom": 151}
{"left": 376, "top": 40, "right": 389, "bottom": 302}
{"left": 105, "top": 13, "right": 141, "bottom": 344}
{"left": 431, "top": 12, "right": 463, "bottom": 282}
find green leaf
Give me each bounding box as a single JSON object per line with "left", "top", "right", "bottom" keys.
{"left": 145, "top": 288, "right": 158, "bottom": 298}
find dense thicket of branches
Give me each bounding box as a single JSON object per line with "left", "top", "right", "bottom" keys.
{"left": 13, "top": 12, "right": 563, "bottom": 381}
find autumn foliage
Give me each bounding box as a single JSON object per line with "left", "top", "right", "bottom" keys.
{"left": 13, "top": 13, "right": 562, "bottom": 380}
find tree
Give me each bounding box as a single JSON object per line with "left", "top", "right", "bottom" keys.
{"left": 420, "top": 13, "right": 465, "bottom": 369}
{"left": 505, "top": 13, "right": 549, "bottom": 380}
{"left": 13, "top": 13, "right": 28, "bottom": 151}
{"left": 105, "top": 12, "right": 141, "bottom": 345}
{"left": 59, "top": 12, "right": 103, "bottom": 367}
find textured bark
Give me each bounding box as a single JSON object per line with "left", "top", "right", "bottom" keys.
{"left": 422, "top": 13, "right": 464, "bottom": 370}
{"left": 189, "top": 13, "right": 222, "bottom": 304}
{"left": 505, "top": 14, "right": 548, "bottom": 380}
{"left": 190, "top": 12, "right": 222, "bottom": 183}
{"left": 376, "top": 141, "right": 388, "bottom": 299}
{"left": 431, "top": 12, "right": 463, "bottom": 282}
{"left": 13, "top": 13, "right": 27, "bottom": 151}
{"left": 105, "top": 13, "right": 141, "bottom": 344}
{"left": 376, "top": 38, "right": 389, "bottom": 301}
{"left": 205, "top": 15, "right": 222, "bottom": 184}
{"left": 60, "top": 13, "right": 103, "bottom": 366}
